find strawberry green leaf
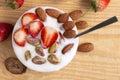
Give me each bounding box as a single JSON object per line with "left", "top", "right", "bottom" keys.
{"left": 91, "top": 0, "right": 99, "bottom": 12}
{"left": 6, "top": 1, "right": 18, "bottom": 9}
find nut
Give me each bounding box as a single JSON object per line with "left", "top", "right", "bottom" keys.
{"left": 48, "top": 42, "right": 59, "bottom": 54}
{"left": 75, "top": 21, "right": 88, "bottom": 30}
{"left": 25, "top": 50, "right": 31, "bottom": 61}
{"left": 63, "top": 21, "right": 75, "bottom": 30}
{"left": 32, "top": 56, "right": 46, "bottom": 64}
{"left": 77, "top": 42, "right": 94, "bottom": 52}
{"left": 35, "top": 8, "right": 46, "bottom": 21}
{"left": 57, "top": 13, "right": 69, "bottom": 23}
{"left": 59, "top": 32, "right": 65, "bottom": 41}
{"left": 47, "top": 54, "right": 60, "bottom": 64}
{"left": 27, "top": 37, "right": 40, "bottom": 46}
{"left": 63, "top": 30, "right": 76, "bottom": 38}
{"left": 35, "top": 45, "right": 45, "bottom": 56}
{"left": 62, "top": 43, "right": 74, "bottom": 54}
{"left": 4, "top": 57, "right": 26, "bottom": 74}
{"left": 46, "top": 9, "right": 61, "bottom": 18}
{"left": 69, "top": 10, "right": 83, "bottom": 20}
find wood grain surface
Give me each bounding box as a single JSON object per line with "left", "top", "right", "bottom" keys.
{"left": 0, "top": 0, "right": 120, "bottom": 80}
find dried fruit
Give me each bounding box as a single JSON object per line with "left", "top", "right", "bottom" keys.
{"left": 57, "top": 13, "right": 69, "bottom": 23}
{"left": 35, "top": 8, "right": 46, "bottom": 21}
{"left": 62, "top": 43, "right": 74, "bottom": 54}
{"left": 35, "top": 45, "right": 44, "bottom": 56}
{"left": 48, "top": 42, "right": 59, "bottom": 53}
{"left": 77, "top": 42, "right": 94, "bottom": 52}
{"left": 4, "top": 57, "right": 26, "bottom": 74}
{"left": 27, "top": 37, "right": 40, "bottom": 46}
{"left": 63, "top": 30, "right": 76, "bottom": 38}
{"left": 75, "top": 21, "right": 88, "bottom": 30}
{"left": 69, "top": 10, "right": 83, "bottom": 20}
{"left": 63, "top": 21, "right": 75, "bottom": 31}
{"left": 48, "top": 54, "right": 60, "bottom": 64}
{"left": 32, "top": 56, "right": 46, "bottom": 64}
{"left": 46, "top": 9, "right": 61, "bottom": 18}
{"left": 25, "top": 50, "right": 31, "bottom": 61}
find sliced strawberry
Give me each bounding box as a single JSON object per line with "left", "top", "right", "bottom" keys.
{"left": 21, "top": 13, "right": 37, "bottom": 26}
{"left": 29, "top": 21, "right": 44, "bottom": 38}
{"left": 91, "top": 0, "right": 110, "bottom": 12}
{"left": 40, "top": 27, "right": 58, "bottom": 49}
{"left": 14, "top": 28, "right": 27, "bottom": 46}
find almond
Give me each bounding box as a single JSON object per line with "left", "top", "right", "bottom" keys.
{"left": 62, "top": 43, "right": 74, "bottom": 54}
{"left": 46, "top": 9, "right": 61, "bottom": 18}
{"left": 77, "top": 42, "right": 94, "bottom": 52}
{"left": 69, "top": 10, "right": 83, "bottom": 20}
{"left": 75, "top": 21, "right": 88, "bottom": 30}
{"left": 63, "top": 21, "right": 75, "bottom": 30}
{"left": 57, "top": 13, "right": 69, "bottom": 23}
{"left": 63, "top": 30, "right": 76, "bottom": 38}
{"left": 36, "top": 8, "right": 46, "bottom": 21}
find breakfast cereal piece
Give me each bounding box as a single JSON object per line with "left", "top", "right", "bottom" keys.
{"left": 69, "top": 10, "right": 83, "bottom": 20}
{"left": 4, "top": 57, "right": 26, "bottom": 74}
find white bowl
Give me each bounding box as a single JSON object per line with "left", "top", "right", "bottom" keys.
{"left": 12, "top": 6, "right": 78, "bottom": 72}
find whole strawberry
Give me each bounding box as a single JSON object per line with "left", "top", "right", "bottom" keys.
{"left": 6, "top": 0, "right": 24, "bottom": 9}
{"left": 91, "top": 0, "right": 110, "bottom": 12}
{"left": 0, "top": 23, "right": 13, "bottom": 41}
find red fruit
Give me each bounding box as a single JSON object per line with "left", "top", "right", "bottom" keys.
{"left": 6, "top": 0, "right": 24, "bottom": 9}
{"left": 14, "top": 28, "right": 27, "bottom": 46}
{"left": 41, "top": 27, "right": 58, "bottom": 49}
{"left": 91, "top": 0, "right": 110, "bottom": 12}
{"left": 29, "top": 21, "right": 44, "bottom": 38}
{"left": 22, "top": 13, "right": 37, "bottom": 26}
{"left": 0, "top": 23, "right": 13, "bottom": 41}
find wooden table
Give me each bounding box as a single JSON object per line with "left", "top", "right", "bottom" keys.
{"left": 0, "top": 0, "right": 120, "bottom": 80}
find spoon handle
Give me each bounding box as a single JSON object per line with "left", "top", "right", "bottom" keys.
{"left": 75, "top": 16, "right": 118, "bottom": 38}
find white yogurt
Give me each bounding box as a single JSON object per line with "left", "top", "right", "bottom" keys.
{"left": 12, "top": 6, "right": 78, "bottom": 72}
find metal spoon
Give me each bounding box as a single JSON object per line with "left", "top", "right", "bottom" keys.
{"left": 74, "top": 16, "right": 118, "bottom": 38}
